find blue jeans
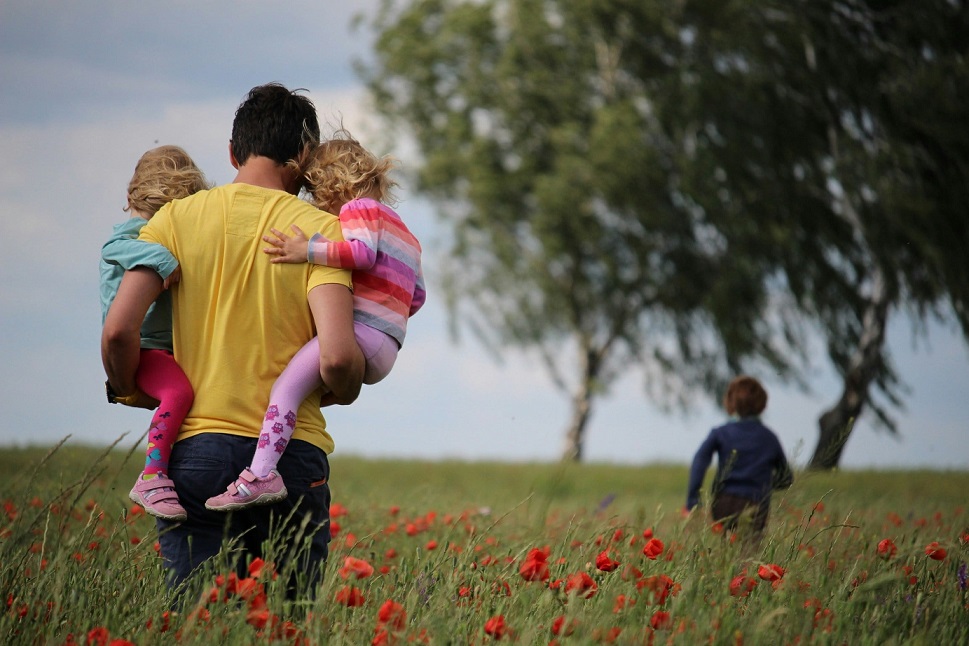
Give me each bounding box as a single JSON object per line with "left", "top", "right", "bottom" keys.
{"left": 157, "top": 433, "right": 331, "bottom": 601}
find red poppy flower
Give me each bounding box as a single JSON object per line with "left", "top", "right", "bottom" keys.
{"left": 639, "top": 574, "right": 680, "bottom": 605}
{"left": 613, "top": 594, "right": 630, "bottom": 613}
{"left": 86, "top": 627, "right": 110, "bottom": 646}
{"left": 564, "top": 572, "right": 598, "bottom": 598}
{"left": 924, "top": 541, "right": 947, "bottom": 561}
{"left": 595, "top": 550, "right": 620, "bottom": 572}
{"left": 650, "top": 610, "right": 672, "bottom": 630}
{"left": 235, "top": 576, "right": 264, "bottom": 600}
{"left": 339, "top": 556, "right": 375, "bottom": 579}
{"left": 729, "top": 574, "right": 758, "bottom": 597}
{"left": 484, "top": 615, "right": 508, "bottom": 640}
{"left": 551, "top": 615, "right": 577, "bottom": 636}
{"left": 246, "top": 606, "right": 271, "bottom": 630}
{"left": 331, "top": 502, "right": 348, "bottom": 517}
{"left": 492, "top": 579, "right": 512, "bottom": 597}
{"left": 377, "top": 599, "right": 407, "bottom": 631}
{"left": 145, "top": 611, "right": 171, "bottom": 633}
{"left": 248, "top": 557, "right": 271, "bottom": 579}
{"left": 519, "top": 547, "right": 551, "bottom": 582}
{"left": 757, "top": 564, "right": 785, "bottom": 582}
{"left": 643, "top": 538, "right": 664, "bottom": 560}
{"left": 621, "top": 564, "right": 643, "bottom": 581}
{"left": 335, "top": 585, "right": 366, "bottom": 607}
{"left": 876, "top": 538, "right": 897, "bottom": 560}
{"left": 594, "top": 627, "right": 622, "bottom": 643}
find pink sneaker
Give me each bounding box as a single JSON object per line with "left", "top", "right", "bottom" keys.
{"left": 205, "top": 468, "right": 288, "bottom": 511}
{"left": 129, "top": 472, "right": 187, "bottom": 521}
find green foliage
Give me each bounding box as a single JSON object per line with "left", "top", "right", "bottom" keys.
{"left": 360, "top": 0, "right": 969, "bottom": 462}
{"left": 365, "top": 0, "right": 793, "bottom": 408}
{"left": 2, "top": 443, "right": 968, "bottom": 644}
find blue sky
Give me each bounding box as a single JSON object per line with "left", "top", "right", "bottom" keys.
{"left": 1, "top": 1, "right": 967, "bottom": 471}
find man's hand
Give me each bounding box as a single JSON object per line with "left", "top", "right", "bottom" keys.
{"left": 320, "top": 390, "right": 357, "bottom": 407}
{"left": 127, "top": 390, "right": 160, "bottom": 409}
{"left": 106, "top": 382, "right": 160, "bottom": 409}
{"left": 162, "top": 265, "right": 181, "bottom": 290}
{"left": 263, "top": 225, "right": 311, "bottom": 263}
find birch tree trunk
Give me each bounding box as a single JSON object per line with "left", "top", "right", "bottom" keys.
{"left": 809, "top": 269, "right": 890, "bottom": 469}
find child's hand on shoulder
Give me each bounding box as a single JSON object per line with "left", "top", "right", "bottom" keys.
{"left": 263, "top": 225, "right": 309, "bottom": 264}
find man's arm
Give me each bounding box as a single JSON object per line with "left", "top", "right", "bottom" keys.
{"left": 307, "top": 283, "right": 365, "bottom": 405}
{"left": 101, "top": 267, "right": 163, "bottom": 407}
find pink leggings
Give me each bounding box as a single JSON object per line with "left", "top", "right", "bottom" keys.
{"left": 135, "top": 349, "right": 194, "bottom": 476}
{"left": 249, "top": 323, "right": 398, "bottom": 477}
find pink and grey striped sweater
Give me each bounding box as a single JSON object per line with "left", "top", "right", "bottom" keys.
{"left": 307, "top": 197, "right": 426, "bottom": 346}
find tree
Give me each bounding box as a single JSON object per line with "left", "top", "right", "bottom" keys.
{"left": 362, "top": 0, "right": 803, "bottom": 461}
{"left": 360, "top": 0, "right": 969, "bottom": 464}
{"left": 652, "top": 0, "right": 969, "bottom": 468}
{"left": 770, "top": 0, "right": 969, "bottom": 467}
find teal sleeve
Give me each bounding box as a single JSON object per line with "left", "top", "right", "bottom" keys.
{"left": 101, "top": 236, "right": 178, "bottom": 279}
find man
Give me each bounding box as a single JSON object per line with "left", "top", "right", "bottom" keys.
{"left": 102, "top": 83, "right": 365, "bottom": 598}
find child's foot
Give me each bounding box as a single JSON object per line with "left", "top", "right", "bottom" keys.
{"left": 129, "top": 472, "right": 187, "bottom": 521}
{"left": 205, "top": 468, "right": 287, "bottom": 511}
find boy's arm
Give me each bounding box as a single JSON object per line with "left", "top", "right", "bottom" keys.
{"left": 685, "top": 432, "right": 718, "bottom": 510}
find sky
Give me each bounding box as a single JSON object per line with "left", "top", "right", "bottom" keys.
{"left": 1, "top": 1, "right": 967, "bottom": 472}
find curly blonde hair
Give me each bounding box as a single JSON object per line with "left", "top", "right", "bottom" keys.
{"left": 297, "top": 129, "right": 398, "bottom": 214}
{"left": 125, "top": 145, "right": 209, "bottom": 217}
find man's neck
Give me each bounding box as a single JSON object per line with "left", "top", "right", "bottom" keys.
{"left": 232, "top": 156, "right": 298, "bottom": 194}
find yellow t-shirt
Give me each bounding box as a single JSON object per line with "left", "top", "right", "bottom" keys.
{"left": 140, "top": 183, "right": 351, "bottom": 453}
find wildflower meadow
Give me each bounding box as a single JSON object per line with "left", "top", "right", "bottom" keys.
{"left": 1, "top": 437, "right": 967, "bottom": 645}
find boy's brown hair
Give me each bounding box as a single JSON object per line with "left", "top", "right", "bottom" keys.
{"left": 126, "top": 145, "right": 209, "bottom": 217}
{"left": 723, "top": 375, "right": 768, "bottom": 418}
{"left": 298, "top": 129, "right": 397, "bottom": 214}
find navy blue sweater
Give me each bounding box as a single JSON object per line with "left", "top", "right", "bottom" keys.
{"left": 686, "top": 417, "right": 792, "bottom": 509}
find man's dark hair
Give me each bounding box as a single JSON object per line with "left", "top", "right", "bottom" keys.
{"left": 231, "top": 83, "right": 320, "bottom": 166}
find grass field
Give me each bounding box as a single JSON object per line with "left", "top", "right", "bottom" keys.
{"left": 1, "top": 438, "right": 967, "bottom": 644}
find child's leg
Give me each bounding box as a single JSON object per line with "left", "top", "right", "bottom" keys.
{"left": 249, "top": 338, "right": 324, "bottom": 478}
{"left": 136, "top": 349, "right": 194, "bottom": 478}
{"left": 355, "top": 323, "right": 400, "bottom": 385}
